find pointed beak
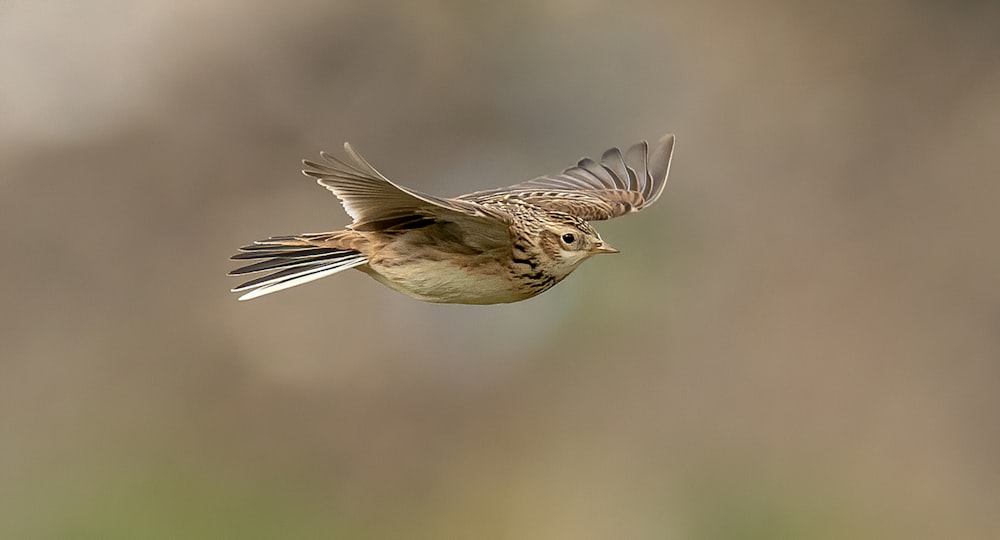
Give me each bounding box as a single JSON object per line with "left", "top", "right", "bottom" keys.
{"left": 593, "top": 243, "right": 620, "bottom": 254}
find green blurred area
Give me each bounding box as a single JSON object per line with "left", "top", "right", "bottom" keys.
{"left": 2, "top": 0, "right": 999, "bottom": 538}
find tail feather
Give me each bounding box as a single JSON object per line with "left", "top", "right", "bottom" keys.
{"left": 229, "top": 251, "right": 348, "bottom": 275}
{"left": 232, "top": 262, "right": 333, "bottom": 291}
{"left": 229, "top": 235, "right": 368, "bottom": 301}
{"left": 231, "top": 247, "right": 340, "bottom": 260}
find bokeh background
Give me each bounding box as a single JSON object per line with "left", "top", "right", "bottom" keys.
{"left": 2, "top": 0, "right": 999, "bottom": 538}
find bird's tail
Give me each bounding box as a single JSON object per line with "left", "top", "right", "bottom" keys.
{"left": 229, "top": 232, "right": 368, "bottom": 301}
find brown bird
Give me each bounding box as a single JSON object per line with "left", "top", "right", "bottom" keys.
{"left": 230, "top": 134, "right": 675, "bottom": 303}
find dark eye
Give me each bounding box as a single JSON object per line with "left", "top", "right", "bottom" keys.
{"left": 561, "top": 233, "right": 576, "bottom": 244}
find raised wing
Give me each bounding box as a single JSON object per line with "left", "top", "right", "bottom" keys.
{"left": 303, "top": 143, "right": 511, "bottom": 233}
{"left": 461, "top": 134, "right": 675, "bottom": 221}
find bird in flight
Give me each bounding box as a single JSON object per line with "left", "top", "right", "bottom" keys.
{"left": 230, "top": 134, "right": 675, "bottom": 304}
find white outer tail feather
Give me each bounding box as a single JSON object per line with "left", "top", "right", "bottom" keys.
{"left": 234, "top": 255, "right": 368, "bottom": 301}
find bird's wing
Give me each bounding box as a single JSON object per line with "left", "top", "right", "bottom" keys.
{"left": 303, "top": 143, "right": 512, "bottom": 235}
{"left": 461, "top": 134, "right": 675, "bottom": 221}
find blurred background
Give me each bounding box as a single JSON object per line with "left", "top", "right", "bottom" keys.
{"left": 2, "top": 0, "right": 999, "bottom": 538}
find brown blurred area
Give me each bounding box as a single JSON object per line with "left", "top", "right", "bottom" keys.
{"left": 2, "top": 0, "right": 999, "bottom": 538}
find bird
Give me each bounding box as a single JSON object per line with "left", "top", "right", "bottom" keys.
{"left": 230, "top": 134, "right": 675, "bottom": 304}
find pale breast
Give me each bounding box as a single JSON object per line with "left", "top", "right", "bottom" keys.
{"left": 363, "top": 255, "right": 535, "bottom": 304}
{"left": 357, "top": 214, "right": 553, "bottom": 304}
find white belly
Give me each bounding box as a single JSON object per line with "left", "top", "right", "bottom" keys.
{"left": 363, "top": 257, "right": 531, "bottom": 304}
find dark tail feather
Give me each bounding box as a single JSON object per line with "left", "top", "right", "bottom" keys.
{"left": 229, "top": 238, "right": 367, "bottom": 301}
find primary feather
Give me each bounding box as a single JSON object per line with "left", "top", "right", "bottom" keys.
{"left": 460, "top": 134, "right": 674, "bottom": 221}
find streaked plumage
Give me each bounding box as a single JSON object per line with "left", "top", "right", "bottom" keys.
{"left": 230, "top": 134, "right": 675, "bottom": 303}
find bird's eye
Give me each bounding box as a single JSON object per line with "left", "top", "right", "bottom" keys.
{"left": 561, "top": 233, "right": 576, "bottom": 245}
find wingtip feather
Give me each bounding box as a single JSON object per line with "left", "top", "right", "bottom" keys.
{"left": 646, "top": 133, "right": 675, "bottom": 203}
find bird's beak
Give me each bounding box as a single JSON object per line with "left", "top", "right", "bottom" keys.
{"left": 593, "top": 243, "right": 620, "bottom": 254}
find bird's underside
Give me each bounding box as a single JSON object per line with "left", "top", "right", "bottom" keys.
{"left": 230, "top": 134, "right": 675, "bottom": 303}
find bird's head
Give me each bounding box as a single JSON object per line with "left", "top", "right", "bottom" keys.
{"left": 541, "top": 214, "right": 618, "bottom": 275}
